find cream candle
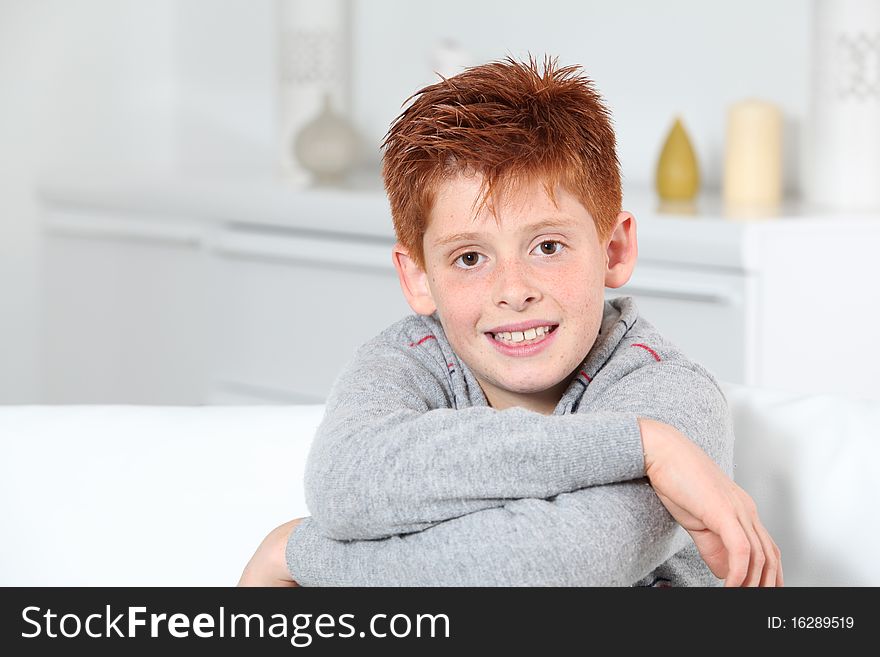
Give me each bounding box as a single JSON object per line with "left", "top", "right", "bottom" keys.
{"left": 723, "top": 100, "right": 783, "bottom": 211}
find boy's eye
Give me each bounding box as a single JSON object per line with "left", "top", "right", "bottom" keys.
{"left": 454, "top": 252, "right": 485, "bottom": 268}
{"left": 533, "top": 241, "right": 564, "bottom": 256}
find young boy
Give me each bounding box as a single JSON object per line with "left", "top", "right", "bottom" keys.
{"left": 239, "top": 56, "right": 782, "bottom": 587}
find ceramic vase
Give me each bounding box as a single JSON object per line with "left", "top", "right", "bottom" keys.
{"left": 655, "top": 117, "right": 700, "bottom": 202}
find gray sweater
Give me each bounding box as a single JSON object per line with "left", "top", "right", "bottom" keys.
{"left": 286, "top": 296, "right": 734, "bottom": 586}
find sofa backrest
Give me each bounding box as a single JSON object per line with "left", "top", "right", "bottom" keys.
{"left": 0, "top": 405, "right": 323, "bottom": 586}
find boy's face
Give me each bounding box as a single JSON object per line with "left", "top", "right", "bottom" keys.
{"left": 393, "top": 173, "right": 636, "bottom": 414}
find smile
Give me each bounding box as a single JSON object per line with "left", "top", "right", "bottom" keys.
{"left": 485, "top": 325, "right": 559, "bottom": 357}
{"left": 489, "top": 325, "right": 556, "bottom": 344}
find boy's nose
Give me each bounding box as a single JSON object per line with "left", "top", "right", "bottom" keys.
{"left": 492, "top": 260, "right": 542, "bottom": 311}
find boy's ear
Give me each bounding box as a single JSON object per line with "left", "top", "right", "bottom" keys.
{"left": 604, "top": 211, "right": 638, "bottom": 288}
{"left": 392, "top": 243, "right": 437, "bottom": 315}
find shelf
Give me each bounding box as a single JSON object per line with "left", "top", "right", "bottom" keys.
{"left": 38, "top": 168, "right": 880, "bottom": 273}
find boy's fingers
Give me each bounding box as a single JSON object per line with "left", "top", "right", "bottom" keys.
{"left": 742, "top": 523, "right": 765, "bottom": 587}
{"left": 756, "top": 522, "right": 778, "bottom": 587}
{"left": 721, "top": 519, "right": 750, "bottom": 587}
{"left": 756, "top": 518, "right": 783, "bottom": 587}
{"left": 776, "top": 544, "right": 785, "bottom": 587}
{"left": 765, "top": 524, "right": 782, "bottom": 587}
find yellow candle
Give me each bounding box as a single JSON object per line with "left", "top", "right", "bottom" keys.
{"left": 723, "top": 100, "right": 782, "bottom": 211}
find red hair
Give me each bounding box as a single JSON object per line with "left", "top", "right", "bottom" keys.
{"left": 382, "top": 55, "right": 622, "bottom": 270}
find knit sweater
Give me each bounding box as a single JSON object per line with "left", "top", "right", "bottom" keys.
{"left": 285, "top": 296, "right": 733, "bottom": 586}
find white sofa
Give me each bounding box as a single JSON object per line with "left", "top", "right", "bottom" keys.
{"left": 1, "top": 383, "right": 877, "bottom": 586}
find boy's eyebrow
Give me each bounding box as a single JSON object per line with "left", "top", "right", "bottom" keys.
{"left": 432, "top": 218, "right": 576, "bottom": 248}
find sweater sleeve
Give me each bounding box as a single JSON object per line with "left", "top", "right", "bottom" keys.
{"left": 304, "top": 337, "right": 645, "bottom": 541}
{"left": 288, "top": 480, "right": 689, "bottom": 586}
{"left": 287, "top": 360, "right": 734, "bottom": 586}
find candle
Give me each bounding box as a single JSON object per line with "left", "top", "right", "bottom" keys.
{"left": 723, "top": 100, "right": 783, "bottom": 211}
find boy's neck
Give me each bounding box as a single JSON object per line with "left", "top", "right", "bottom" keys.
{"left": 478, "top": 371, "right": 577, "bottom": 415}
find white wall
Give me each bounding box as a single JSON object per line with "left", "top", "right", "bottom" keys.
{"left": 0, "top": 0, "right": 813, "bottom": 403}
{"left": 350, "top": 0, "right": 811, "bottom": 194}
{"left": 0, "top": 0, "right": 179, "bottom": 403}
{"left": 175, "top": 0, "right": 277, "bottom": 171}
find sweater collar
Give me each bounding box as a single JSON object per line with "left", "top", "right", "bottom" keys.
{"left": 426, "top": 296, "right": 638, "bottom": 414}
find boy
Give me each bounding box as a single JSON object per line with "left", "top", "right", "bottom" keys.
{"left": 239, "top": 56, "right": 781, "bottom": 587}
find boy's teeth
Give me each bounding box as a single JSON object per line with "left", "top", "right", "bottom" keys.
{"left": 492, "top": 325, "right": 553, "bottom": 344}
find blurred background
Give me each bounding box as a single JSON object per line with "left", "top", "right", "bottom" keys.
{"left": 2, "top": 0, "right": 879, "bottom": 406}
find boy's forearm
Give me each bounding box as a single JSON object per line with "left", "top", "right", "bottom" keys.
{"left": 238, "top": 519, "right": 302, "bottom": 587}
{"left": 288, "top": 480, "right": 690, "bottom": 586}
{"left": 306, "top": 406, "right": 647, "bottom": 541}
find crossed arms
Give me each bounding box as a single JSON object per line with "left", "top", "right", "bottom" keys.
{"left": 268, "top": 339, "right": 766, "bottom": 586}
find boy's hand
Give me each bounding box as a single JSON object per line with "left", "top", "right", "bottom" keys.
{"left": 237, "top": 518, "right": 305, "bottom": 587}
{"left": 638, "top": 418, "right": 783, "bottom": 587}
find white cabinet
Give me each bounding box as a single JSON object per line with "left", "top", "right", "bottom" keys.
{"left": 41, "top": 209, "right": 211, "bottom": 404}
{"left": 610, "top": 191, "right": 880, "bottom": 402}
{"left": 205, "top": 226, "right": 410, "bottom": 404}
{"left": 39, "top": 178, "right": 410, "bottom": 405}
{"left": 38, "top": 176, "right": 880, "bottom": 404}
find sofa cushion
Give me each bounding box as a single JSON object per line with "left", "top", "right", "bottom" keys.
{"left": 0, "top": 405, "right": 322, "bottom": 586}
{"left": 723, "top": 382, "right": 880, "bottom": 585}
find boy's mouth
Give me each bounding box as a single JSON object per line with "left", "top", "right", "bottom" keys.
{"left": 487, "top": 324, "right": 558, "bottom": 346}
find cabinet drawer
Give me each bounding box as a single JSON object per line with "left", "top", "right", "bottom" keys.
{"left": 41, "top": 209, "right": 209, "bottom": 403}
{"left": 207, "top": 229, "right": 412, "bottom": 403}
{"left": 606, "top": 264, "right": 757, "bottom": 384}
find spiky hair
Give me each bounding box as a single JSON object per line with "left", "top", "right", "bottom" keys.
{"left": 381, "top": 55, "right": 622, "bottom": 270}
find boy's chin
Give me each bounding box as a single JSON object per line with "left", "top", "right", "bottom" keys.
{"left": 498, "top": 377, "right": 566, "bottom": 395}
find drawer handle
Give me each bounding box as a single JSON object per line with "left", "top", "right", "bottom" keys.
{"left": 611, "top": 285, "right": 734, "bottom": 305}
{"left": 45, "top": 212, "right": 202, "bottom": 247}
{"left": 212, "top": 232, "right": 394, "bottom": 271}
